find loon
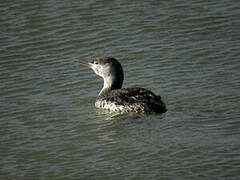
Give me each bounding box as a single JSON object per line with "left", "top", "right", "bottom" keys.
{"left": 79, "top": 57, "right": 166, "bottom": 114}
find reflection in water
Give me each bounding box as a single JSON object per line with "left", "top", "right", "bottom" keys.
{"left": 93, "top": 110, "right": 129, "bottom": 144}
{"left": 93, "top": 109, "right": 148, "bottom": 146}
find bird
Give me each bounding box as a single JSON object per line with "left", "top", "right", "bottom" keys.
{"left": 79, "top": 57, "right": 166, "bottom": 114}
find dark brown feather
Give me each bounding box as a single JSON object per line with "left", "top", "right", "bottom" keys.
{"left": 98, "top": 87, "right": 167, "bottom": 113}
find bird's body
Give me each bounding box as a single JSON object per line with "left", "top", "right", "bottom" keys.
{"left": 96, "top": 87, "right": 166, "bottom": 113}
{"left": 80, "top": 57, "right": 166, "bottom": 114}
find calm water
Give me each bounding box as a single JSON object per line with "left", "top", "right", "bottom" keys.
{"left": 1, "top": 0, "right": 240, "bottom": 179}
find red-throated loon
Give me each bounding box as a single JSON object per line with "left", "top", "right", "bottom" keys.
{"left": 79, "top": 57, "right": 166, "bottom": 113}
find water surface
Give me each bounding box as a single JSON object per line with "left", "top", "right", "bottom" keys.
{"left": 1, "top": 0, "right": 240, "bottom": 179}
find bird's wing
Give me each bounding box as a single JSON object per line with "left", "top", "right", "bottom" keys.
{"left": 106, "top": 87, "right": 162, "bottom": 105}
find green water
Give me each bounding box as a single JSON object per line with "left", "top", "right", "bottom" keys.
{"left": 1, "top": 0, "right": 240, "bottom": 179}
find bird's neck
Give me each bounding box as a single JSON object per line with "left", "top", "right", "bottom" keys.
{"left": 99, "top": 75, "right": 123, "bottom": 96}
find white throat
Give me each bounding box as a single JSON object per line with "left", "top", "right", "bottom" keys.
{"left": 90, "top": 60, "right": 123, "bottom": 96}
{"left": 100, "top": 75, "right": 115, "bottom": 95}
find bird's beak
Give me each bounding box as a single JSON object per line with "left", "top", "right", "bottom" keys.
{"left": 78, "top": 61, "right": 91, "bottom": 67}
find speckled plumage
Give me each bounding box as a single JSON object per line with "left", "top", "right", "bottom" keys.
{"left": 96, "top": 87, "right": 166, "bottom": 113}
{"left": 80, "top": 57, "right": 167, "bottom": 114}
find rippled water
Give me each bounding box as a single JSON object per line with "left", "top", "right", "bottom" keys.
{"left": 1, "top": 0, "right": 240, "bottom": 179}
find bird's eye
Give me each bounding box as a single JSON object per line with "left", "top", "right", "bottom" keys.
{"left": 94, "top": 61, "right": 98, "bottom": 64}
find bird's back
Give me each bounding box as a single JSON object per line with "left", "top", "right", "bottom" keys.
{"left": 95, "top": 87, "right": 166, "bottom": 113}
